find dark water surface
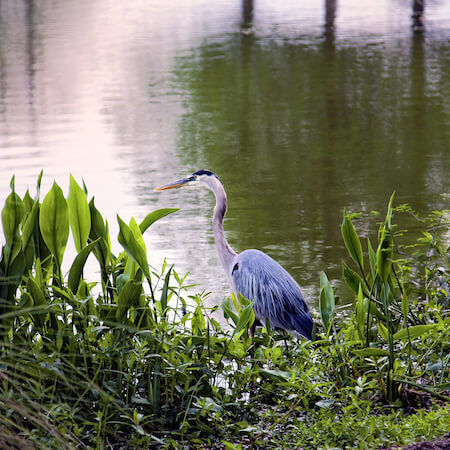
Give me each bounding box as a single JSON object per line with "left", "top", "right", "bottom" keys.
{"left": 0, "top": 0, "right": 449, "bottom": 311}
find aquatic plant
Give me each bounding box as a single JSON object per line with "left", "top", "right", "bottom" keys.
{"left": 0, "top": 174, "right": 448, "bottom": 448}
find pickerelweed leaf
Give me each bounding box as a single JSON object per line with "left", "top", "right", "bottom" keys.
{"left": 192, "top": 305, "right": 206, "bottom": 334}
{"left": 22, "top": 201, "right": 39, "bottom": 250}
{"left": 39, "top": 182, "right": 69, "bottom": 268}
{"left": 116, "top": 279, "right": 143, "bottom": 321}
{"left": 117, "top": 215, "right": 151, "bottom": 283}
{"left": 89, "top": 198, "right": 111, "bottom": 269}
{"left": 68, "top": 238, "right": 101, "bottom": 293}
{"left": 232, "top": 299, "right": 255, "bottom": 338}
{"left": 376, "top": 227, "right": 393, "bottom": 282}
{"left": 221, "top": 297, "right": 239, "bottom": 326}
{"left": 2, "top": 189, "right": 25, "bottom": 268}
{"left": 68, "top": 174, "right": 91, "bottom": 253}
{"left": 23, "top": 189, "right": 34, "bottom": 213}
{"left": 368, "top": 237, "right": 376, "bottom": 280}
{"left": 27, "top": 276, "right": 48, "bottom": 327}
{"left": 341, "top": 210, "right": 364, "bottom": 271}
{"left": 343, "top": 262, "right": 364, "bottom": 294}
{"left": 377, "top": 321, "right": 389, "bottom": 340}
{"left": 139, "top": 208, "right": 179, "bottom": 234}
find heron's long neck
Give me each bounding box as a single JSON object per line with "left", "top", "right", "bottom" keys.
{"left": 211, "top": 183, "right": 237, "bottom": 274}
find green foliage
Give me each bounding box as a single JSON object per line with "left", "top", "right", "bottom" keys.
{"left": 67, "top": 174, "right": 91, "bottom": 253}
{"left": 319, "top": 271, "right": 335, "bottom": 335}
{"left": 336, "top": 194, "right": 449, "bottom": 403}
{"left": 0, "top": 178, "right": 448, "bottom": 448}
{"left": 39, "top": 181, "right": 69, "bottom": 271}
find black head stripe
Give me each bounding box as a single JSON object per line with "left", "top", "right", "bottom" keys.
{"left": 192, "top": 170, "right": 220, "bottom": 180}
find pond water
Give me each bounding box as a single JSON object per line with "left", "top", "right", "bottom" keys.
{"left": 0, "top": 0, "right": 449, "bottom": 312}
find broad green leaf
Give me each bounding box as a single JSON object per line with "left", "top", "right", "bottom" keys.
{"left": 1, "top": 190, "right": 25, "bottom": 267}
{"left": 22, "top": 201, "right": 39, "bottom": 249}
{"left": 343, "top": 262, "right": 364, "bottom": 294}
{"left": 237, "top": 292, "right": 251, "bottom": 307}
{"left": 77, "top": 279, "right": 90, "bottom": 300}
{"left": 221, "top": 297, "right": 239, "bottom": 325}
{"left": 139, "top": 208, "right": 179, "bottom": 234}
{"left": 341, "top": 210, "right": 364, "bottom": 271}
{"left": 68, "top": 238, "right": 101, "bottom": 293}
{"left": 116, "top": 279, "right": 143, "bottom": 320}
{"left": 319, "top": 271, "right": 335, "bottom": 333}
{"left": 353, "top": 348, "right": 390, "bottom": 358}
{"left": 3, "top": 250, "right": 26, "bottom": 302}
{"left": 23, "top": 189, "right": 34, "bottom": 213}
{"left": 89, "top": 198, "right": 111, "bottom": 269}
{"left": 385, "top": 191, "right": 395, "bottom": 229}
{"left": 232, "top": 300, "right": 255, "bottom": 339}
{"left": 393, "top": 324, "right": 437, "bottom": 341}
{"left": 376, "top": 227, "right": 393, "bottom": 282}
{"left": 39, "top": 182, "right": 69, "bottom": 268}
{"left": 27, "top": 276, "right": 48, "bottom": 327}
{"left": 192, "top": 305, "right": 206, "bottom": 334}
{"left": 117, "top": 215, "right": 151, "bottom": 282}
{"left": 67, "top": 175, "right": 91, "bottom": 252}
{"left": 377, "top": 321, "right": 389, "bottom": 340}
{"left": 367, "top": 238, "right": 376, "bottom": 280}
{"left": 130, "top": 218, "right": 146, "bottom": 251}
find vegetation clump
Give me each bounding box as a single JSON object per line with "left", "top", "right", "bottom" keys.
{"left": 0, "top": 174, "right": 448, "bottom": 448}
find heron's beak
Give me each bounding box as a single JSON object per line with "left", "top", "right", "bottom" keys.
{"left": 154, "top": 176, "right": 195, "bottom": 191}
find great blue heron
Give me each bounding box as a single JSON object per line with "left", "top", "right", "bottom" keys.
{"left": 155, "top": 169, "right": 313, "bottom": 339}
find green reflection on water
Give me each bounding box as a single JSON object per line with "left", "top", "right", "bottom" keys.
{"left": 172, "top": 32, "right": 449, "bottom": 304}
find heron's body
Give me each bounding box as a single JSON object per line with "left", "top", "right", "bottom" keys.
{"left": 155, "top": 169, "right": 313, "bottom": 340}
{"left": 231, "top": 249, "right": 313, "bottom": 339}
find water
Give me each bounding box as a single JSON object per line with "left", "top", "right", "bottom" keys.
{"left": 0, "top": 0, "right": 449, "bottom": 311}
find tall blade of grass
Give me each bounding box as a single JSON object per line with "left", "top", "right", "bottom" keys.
{"left": 159, "top": 265, "right": 173, "bottom": 320}
{"left": 319, "top": 271, "right": 335, "bottom": 335}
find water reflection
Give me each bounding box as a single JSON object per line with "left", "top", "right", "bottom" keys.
{"left": 173, "top": 27, "right": 449, "bottom": 303}
{"left": 0, "top": 0, "right": 449, "bottom": 312}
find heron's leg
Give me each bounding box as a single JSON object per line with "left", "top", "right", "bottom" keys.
{"left": 249, "top": 322, "right": 256, "bottom": 338}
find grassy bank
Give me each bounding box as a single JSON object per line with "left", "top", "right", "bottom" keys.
{"left": 0, "top": 175, "right": 448, "bottom": 448}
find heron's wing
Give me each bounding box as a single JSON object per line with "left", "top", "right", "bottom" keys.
{"left": 231, "top": 250, "right": 313, "bottom": 339}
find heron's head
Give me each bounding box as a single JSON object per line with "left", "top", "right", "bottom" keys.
{"left": 154, "top": 169, "right": 221, "bottom": 191}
